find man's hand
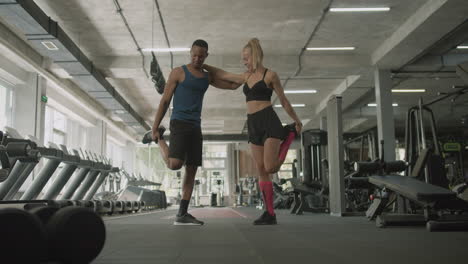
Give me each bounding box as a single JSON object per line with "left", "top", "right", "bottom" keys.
{"left": 152, "top": 128, "right": 160, "bottom": 142}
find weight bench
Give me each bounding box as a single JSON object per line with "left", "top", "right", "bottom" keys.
{"left": 288, "top": 178, "right": 328, "bottom": 215}
{"left": 367, "top": 175, "right": 468, "bottom": 231}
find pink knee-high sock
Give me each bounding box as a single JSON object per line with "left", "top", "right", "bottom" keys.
{"left": 279, "top": 131, "right": 296, "bottom": 161}
{"left": 259, "top": 181, "right": 275, "bottom": 216}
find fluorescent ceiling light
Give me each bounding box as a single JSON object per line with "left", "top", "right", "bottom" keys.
{"left": 275, "top": 104, "right": 306, "bottom": 108}
{"left": 284, "top": 90, "right": 317, "bottom": 94}
{"left": 306, "top": 47, "right": 355, "bottom": 51}
{"left": 41, "top": 41, "right": 59, "bottom": 50}
{"left": 142, "top": 48, "right": 190, "bottom": 52}
{"left": 329, "top": 7, "right": 390, "bottom": 12}
{"left": 114, "top": 110, "right": 126, "bottom": 114}
{"left": 391, "top": 89, "right": 426, "bottom": 93}
{"left": 457, "top": 46, "right": 468, "bottom": 49}
{"left": 368, "top": 103, "right": 398, "bottom": 107}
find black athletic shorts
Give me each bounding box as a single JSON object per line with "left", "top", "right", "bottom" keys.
{"left": 169, "top": 119, "right": 203, "bottom": 166}
{"left": 247, "top": 106, "right": 285, "bottom": 146}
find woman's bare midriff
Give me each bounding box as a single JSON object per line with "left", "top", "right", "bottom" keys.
{"left": 246, "top": 101, "right": 272, "bottom": 114}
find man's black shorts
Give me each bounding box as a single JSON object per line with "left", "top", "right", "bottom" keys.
{"left": 169, "top": 119, "right": 202, "bottom": 166}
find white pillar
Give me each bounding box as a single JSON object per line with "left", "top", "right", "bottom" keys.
{"left": 374, "top": 69, "right": 396, "bottom": 161}
{"left": 326, "top": 95, "right": 345, "bottom": 216}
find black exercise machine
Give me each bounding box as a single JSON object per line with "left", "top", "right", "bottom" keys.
{"left": 366, "top": 86, "right": 468, "bottom": 231}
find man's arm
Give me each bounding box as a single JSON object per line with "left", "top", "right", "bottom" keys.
{"left": 151, "top": 68, "right": 180, "bottom": 140}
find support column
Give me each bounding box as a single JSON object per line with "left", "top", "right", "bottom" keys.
{"left": 320, "top": 116, "right": 327, "bottom": 131}
{"left": 326, "top": 95, "right": 345, "bottom": 216}
{"left": 374, "top": 69, "right": 396, "bottom": 161}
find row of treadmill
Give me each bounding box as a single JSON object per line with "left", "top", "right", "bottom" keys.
{"left": 0, "top": 126, "right": 167, "bottom": 264}
{"left": 275, "top": 85, "right": 468, "bottom": 232}
{"left": 0, "top": 126, "right": 167, "bottom": 213}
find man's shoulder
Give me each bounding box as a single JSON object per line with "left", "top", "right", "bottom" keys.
{"left": 170, "top": 66, "right": 185, "bottom": 79}
{"left": 172, "top": 66, "right": 184, "bottom": 73}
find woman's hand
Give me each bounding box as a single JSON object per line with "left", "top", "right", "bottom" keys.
{"left": 295, "top": 121, "right": 303, "bottom": 135}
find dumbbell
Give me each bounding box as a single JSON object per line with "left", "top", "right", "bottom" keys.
{"left": 383, "top": 160, "right": 407, "bottom": 174}
{"left": 30, "top": 206, "right": 107, "bottom": 264}
{"left": 0, "top": 208, "right": 47, "bottom": 263}
{"left": 354, "top": 161, "right": 382, "bottom": 174}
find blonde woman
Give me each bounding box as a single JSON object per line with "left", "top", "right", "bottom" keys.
{"left": 203, "top": 38, "right": 302, "bottom": 225}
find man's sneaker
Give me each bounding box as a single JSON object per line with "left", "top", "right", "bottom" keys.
{"left": 253, "top": 211, "right": 277, "bottom": 225}
{"left": 142, "top": 127, "right": 166, "bottom": 144}
{"left": 174, "top": 213, "right": 204, "bottom": 225}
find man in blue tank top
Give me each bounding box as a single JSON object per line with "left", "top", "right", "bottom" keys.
{"left": 151, "top": 39, "right": 239, "bottom": 225}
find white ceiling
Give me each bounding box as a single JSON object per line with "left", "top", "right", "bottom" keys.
{"left": 6, "top": 0, "right": 468, "bottom": 135}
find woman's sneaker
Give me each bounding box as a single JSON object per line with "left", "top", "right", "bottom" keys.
{"left": 174, "top": 213, "right": 204, "bottom": 225}
{"left": 253, "top": 211, "right": 277, "bottom": 225}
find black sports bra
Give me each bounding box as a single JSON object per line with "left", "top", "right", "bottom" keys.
{"left": 243, "top": 69, "right": 272, "bottom": 102}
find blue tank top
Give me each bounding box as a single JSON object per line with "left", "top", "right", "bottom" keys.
{"left": 171, "top": 65, "right": 209, "bottom": 126}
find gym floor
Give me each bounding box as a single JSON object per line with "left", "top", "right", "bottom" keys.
{"left": 95, "top": 207, "right": 468, "bottom": 264}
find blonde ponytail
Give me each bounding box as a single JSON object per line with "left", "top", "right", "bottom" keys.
{"left": 244, "top": 38, "right": 264, "bottom": 71}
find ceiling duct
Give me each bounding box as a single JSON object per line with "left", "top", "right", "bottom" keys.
{"left": 0, "top": 0, "right": 150, "bottom": 131}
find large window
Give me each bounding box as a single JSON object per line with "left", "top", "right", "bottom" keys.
{"left": 44, "top": 106, "right": 67, "bottom": 146}
{"left": 106, "top": 137, "right": 123, "bottom": 168}
{"left": 277, "top": 149, "right": 297, "bottom": 180}
{"left": 44, "top": 105, "right": 88, "bottom": 150}
{"left": 201, "top": 144, "right": 228, "bottom": 196}
{"left": 134, "top": 143, "right": 231, "bottom": 201}
{"left": 0, "top": 83, "right": 14, "bottom": 129}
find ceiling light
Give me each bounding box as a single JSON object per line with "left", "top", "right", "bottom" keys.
{"left": 284, "top": 90, "right": 317, "bottom": 94}
{"left": 329, "top": 7, "right": 390, "bottom": 12}
{"left": 41, "top": 41, "right": 59, "bottom": 50}
{"left": 275, "top": 104, "right": 305, "bottom": 108}
{"left": 457, "top": 46, "right": 468, "bottom": 49}
{"left": 367, "top": 103, "right": 398, "bottom": 107}
{"left": 306, "top": 47, "right": 355, "bottom": 51}
{"left": 114, "top": 110, "right": 126, "bottom": 114}
{"left": 391, "top": 89, "right": 426, "bottom": 93}
{"left": 142, "top": 48, "right": 190, "bottom": 52}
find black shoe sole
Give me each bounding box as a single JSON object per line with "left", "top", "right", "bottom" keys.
{"left": 253, "top": 221, "right": 277, "bottom": 225}
{"left": 142, "top": 127, "right": 165, "bottom": 144}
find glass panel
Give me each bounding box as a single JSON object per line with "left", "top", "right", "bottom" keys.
{"left": 53, "top": 110, "right": 66, "bottom": 131}
{"left": 0, "top": 85, "right": 13, "bottom": 129}
{"left": 203, "top": 144, "right": 227, "bottom": 158}
{"left": 203, "top": 159, "right": 225, "bottom": 169}
{"left": 53, "top": 130, "right": 65, "bottom": 145}
{"left": 43, "top": 106, "right": 53, "bottom": 146}
{"left": 0, "top": 85, "right": 7, "bottom": 129}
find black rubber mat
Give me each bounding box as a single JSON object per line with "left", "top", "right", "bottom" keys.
{"left": 94, "top": 207, "right": 468, "bottom": 264}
